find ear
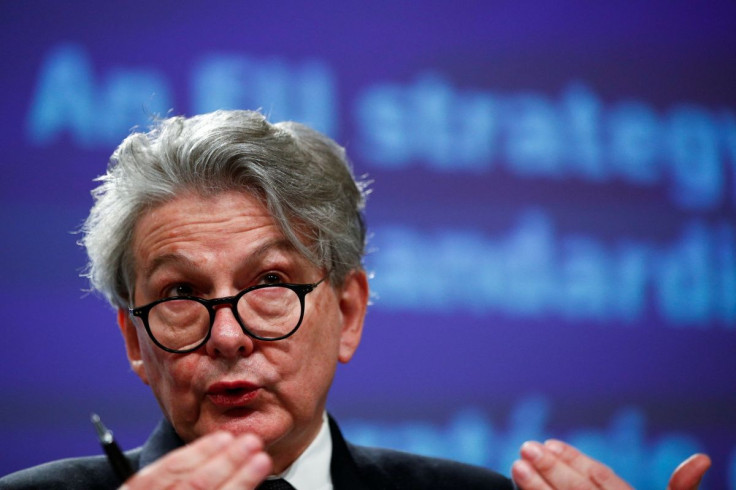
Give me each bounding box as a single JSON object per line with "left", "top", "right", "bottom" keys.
{"left": 337, "top": 269, "right": 369, "bottom": 363}
{"left": 117, "top": 308, "right": 150, "bottom": 385}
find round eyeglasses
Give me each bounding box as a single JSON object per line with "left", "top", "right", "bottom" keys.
{"left": 128, "top": 277, "right": 327, "bottom": 353}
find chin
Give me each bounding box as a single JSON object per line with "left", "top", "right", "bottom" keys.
{"left": 203, "top": 409, "right": 289, "bottom": 443}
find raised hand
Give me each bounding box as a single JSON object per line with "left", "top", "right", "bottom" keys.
{"left": 121, "top": 431, "right": 271, "bottom": 490}
{"left": 512, "top": 439, "right": 710, "bottom": 490}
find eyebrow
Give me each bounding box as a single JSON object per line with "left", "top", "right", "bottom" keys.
{"left": 141, "top": 238, "right": 300, "bottom": 279}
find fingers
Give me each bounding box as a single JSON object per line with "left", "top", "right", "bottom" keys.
{"left": 123, "top": 430, "right": 272, "bottom": 490}
{"left": 141, "top": 430, "right": 236, "bottom": 477}
{"left": 185, "top": 433, "right": 271, "bottom": 490}
{"left": 512, "top": 440, "right": 632, "bottom": 490}
{"left": 219, "top": 451, "right": 272, "bottom": 490}
{"left": 667, "top": 453, "right": 711, "bottom": 490}
{"left": 511, "top": 458, "right": 553, "bottom": 490}
{"left": 543, "top": 439, "right": 621, "bottom": 487}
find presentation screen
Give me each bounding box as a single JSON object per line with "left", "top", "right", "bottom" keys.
{"left": 1, "top": 2, "right": 734, "bottom": 487}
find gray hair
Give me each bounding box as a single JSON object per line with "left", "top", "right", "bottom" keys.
{"left": 81, "top": 110, "right": 369, "bottom": 308}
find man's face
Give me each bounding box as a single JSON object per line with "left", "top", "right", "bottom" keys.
{"left": 117, "top": 190, "right": 367, "bottom": 471}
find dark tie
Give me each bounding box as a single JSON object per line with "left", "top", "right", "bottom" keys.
{"left": 257, "top": 478, "right": 296, "bottom": 490}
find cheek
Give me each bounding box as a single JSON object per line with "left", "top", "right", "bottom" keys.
{"left": 311, "top": 295, "right": 343, "bottom": 352}
{"left": 139, "top": 344, "right": 200, "bottom": 407}
{"left": 294, "top": 298, "right": 343, "bottom": 382}
{"left": 139, "top": 343, "right": 165, "bottom": 385}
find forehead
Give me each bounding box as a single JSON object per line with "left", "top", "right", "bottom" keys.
{"left": 130, "top": 190, "right": 296, "bottom": 268}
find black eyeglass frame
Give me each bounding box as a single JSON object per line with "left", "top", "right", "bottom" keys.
{"left": 128, "top": 276, "right": 327, "bottom": 354}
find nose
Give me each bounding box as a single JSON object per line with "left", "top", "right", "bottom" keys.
{"left": 205, "top": 304, "right": 255, "bottom": 358}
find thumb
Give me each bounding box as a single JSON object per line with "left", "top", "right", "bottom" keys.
{"left": 667, "top": 453, "right": 711, "bottom": 490}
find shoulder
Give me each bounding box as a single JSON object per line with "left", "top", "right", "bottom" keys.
{"left": 0, "top": 449, "right": 141, "bottom": 490}
{"left": 348, "top": 443, "right": 515, "bottom": 490}
{"left": 0, "top": 419, "right": 178, "bottom": 490}
{"left": 328, "top": 415, "right": 514, "bottom": 490}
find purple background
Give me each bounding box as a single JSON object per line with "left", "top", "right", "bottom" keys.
{"left": 1, "top": 2, "right": 735, "bottom": 487}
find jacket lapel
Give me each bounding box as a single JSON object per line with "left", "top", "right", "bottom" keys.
{"left": 329, "top": 415, "right": 394, "bottom": 490}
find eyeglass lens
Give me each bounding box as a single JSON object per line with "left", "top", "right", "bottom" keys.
{"left": 147, "top": 286, "right": 302, "bottom": 351}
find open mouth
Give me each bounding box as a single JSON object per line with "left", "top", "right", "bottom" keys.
{"left": 207, "top": 382, "right": 260, "bottom": 407}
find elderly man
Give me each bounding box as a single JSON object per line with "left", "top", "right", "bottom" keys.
{"left": 0, "top": 110, "right": 710, "bottom": 489}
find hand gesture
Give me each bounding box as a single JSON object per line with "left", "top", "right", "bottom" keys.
{"left": 512, "top": 439, "right": 711, "bottom": 490}
{"left": 121, "top": 431, "right": 271, "bottom": 490}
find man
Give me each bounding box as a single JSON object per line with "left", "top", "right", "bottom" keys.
{"left": 0, "top": 110, "right": 710, "bottom": 489}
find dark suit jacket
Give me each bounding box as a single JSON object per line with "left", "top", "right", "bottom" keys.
{"left": 0, "top": 417, "right": 514, "bottom": 489}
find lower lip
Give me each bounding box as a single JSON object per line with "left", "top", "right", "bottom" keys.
{"left": 207, "top": 388, "right": 260, "bottom": 408}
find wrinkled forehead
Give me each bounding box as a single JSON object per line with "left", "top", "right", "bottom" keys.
{"left": 132, "top": 190, "right": 275, "bottom": 258}
{"left": 121, "top": 189, "right": 318, "bottom": 299}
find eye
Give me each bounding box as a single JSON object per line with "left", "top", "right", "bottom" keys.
{"left": 260, "top": 272, "right": 284, "bottom": 285}
{"left": 165, "top": 283, "right": 196, "bottom": 297}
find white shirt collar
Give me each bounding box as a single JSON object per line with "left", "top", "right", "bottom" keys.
{"left": 269, "top": 412, "right": 333, "bottom": 490}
